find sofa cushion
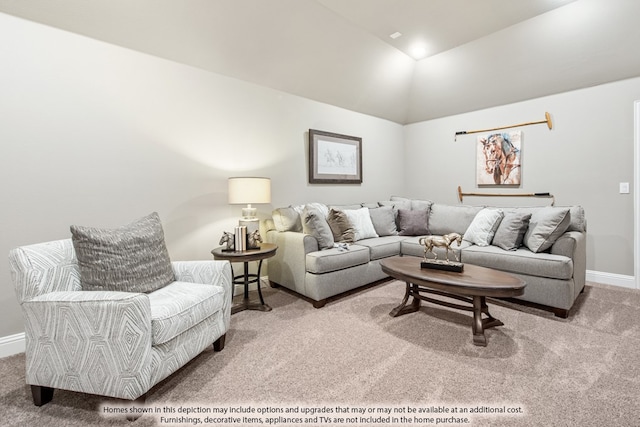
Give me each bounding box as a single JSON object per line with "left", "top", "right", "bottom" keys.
{"left": 378, "top": 199, "right": 412, "bottom": 213}
{"left": 306, "top": 245, "right": 370, "bottom": 274}
{"left": 463, "top": 208, "right": 504, "bottom": 246}
{"left": 523, "top": 207, "right": 571, "bottom": 253}
{"left": 462, "top": 245, "right": 573, "bottom": 280}
{"left": 368, "top": 206, "right": 398, "bottom": 236}
{"left": 344, "top": 207, "right": 379, "bottom": 241}
{"left": 492, "top": 212, "right": 532, "bottom": 251}
{"left": 356, "top": 236, "right": 404, "bottom": 260}
{"left": 327, "top": 209, "right": 355, "bottom": 243}
{"left": 272, "top": 207, "right": 302, "bottom": 232}
{"left": 70, "top": 212, "right": 175, "bottom": 293}
{"left": 429, "top": 204, "right": 483, "bottom": 235}
{"left": 302, "top": 206, "right": 334, "bottom": 250}
{"left": 397, "top": 209, "right": 430, "bottom": 236}
{"left": 329, "top": 204, "right": 363, "bottom": 211}
{"left": 148, "top": 281, "right": 225, "bottom": 345}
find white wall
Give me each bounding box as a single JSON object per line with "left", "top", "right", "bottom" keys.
{"left": 404, "top": 78, "right": 640, "bottom": 278}
{"left": 0, "top": 13, "right": 405, "bottom": 338}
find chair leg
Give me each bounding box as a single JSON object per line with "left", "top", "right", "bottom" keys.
{"left": 126, "top": 393, "right": 147, "bottom": 422}
{"left": 31, "top": 385, "right": 54, "bottom": 406}
{"left": 213, "top": 334, "right": 226, "bottom": 351}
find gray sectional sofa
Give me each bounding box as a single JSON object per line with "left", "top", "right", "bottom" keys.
{"left": 265, "top": 196, "right": 586, "bottom": 318}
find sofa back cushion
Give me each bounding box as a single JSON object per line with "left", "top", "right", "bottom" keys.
{"left": 272, "top": 207, "right": 302, "bottom": 232}
{"left": 429, "top": 204, "right": 483, "bottom": 235}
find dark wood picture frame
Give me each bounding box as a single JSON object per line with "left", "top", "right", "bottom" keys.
{"left": 308, "top": 129, "right": 362, "bottom": 184}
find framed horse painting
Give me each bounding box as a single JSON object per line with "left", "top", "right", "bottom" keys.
{"left": 476, "top": 130, "right": 522, "bottom": 186}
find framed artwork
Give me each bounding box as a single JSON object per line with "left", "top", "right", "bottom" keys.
{"left": 476, "top": 131, "right": 522, "bottom": 186}
{"left": 308, "top": 129, "right": 362, "bottom": 184}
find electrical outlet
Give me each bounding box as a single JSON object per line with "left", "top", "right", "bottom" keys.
{"left": 619, "top": 182, "right": 630, "bottom": 194}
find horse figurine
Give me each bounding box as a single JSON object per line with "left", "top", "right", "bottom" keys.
{"left": 219, "top": 231, "right": 235, "bottom": 250}
{"left": 247, "top": 230, "right": 263, "bottom": 249}
{"left": 418, "top": 232, "right": 462, "bottom": 263}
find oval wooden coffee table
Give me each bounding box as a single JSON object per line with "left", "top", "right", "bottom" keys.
{"left": 380, "top": 256, "right": 526, "bottom": 346}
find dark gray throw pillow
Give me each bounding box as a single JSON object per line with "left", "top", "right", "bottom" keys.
{"left": 70, "top": 212, "right": 176, "bottom": 293}
{"left": 492, "top": 212, "right": 532, "bottom": 251}
{"left": 397, "top": 209, "right": 429, "bottom": 236}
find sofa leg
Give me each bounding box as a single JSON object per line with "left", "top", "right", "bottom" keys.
{"left": 31, "top": 385, "right": 54, "bottom": 406}
{"left": 553, "top": 308, "right": 569, "bottom": 318}
{"left": 213, "top": 334, "right": 226, "bottom": 351}
{"left": 312, "top": 299, "right": 327, "bottom": 309}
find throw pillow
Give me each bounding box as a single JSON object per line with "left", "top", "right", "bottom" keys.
{"left": 302, "top": 206, "right": 335, "bottom": 250}
{"left": 492, "top": 212, "right": 532, "bottom": 251}
{"left": 463, "top": 208, "right": 504, "bottom": 247}
{"left": 396, "top": 209, "right": 429, "bottom": 236}
{"left": 343, "top": 207, "right": 379, "bottom": 241}
{"left": 272, "top": 207, "right": 302, "bottom": 232}
{"left": 523, "top": 207, "right": 571, "bottom": 253}
{"left": 70, "top": 212, "right": 176, "bottom": 293}
{"left": 368, "top": 206, "right": 398, "bottom": 236}
{"left": 327, "top": 209, "right": 355, "bottom": 243}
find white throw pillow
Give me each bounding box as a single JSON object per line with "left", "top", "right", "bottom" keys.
{"left": 343, "top": 207, "right": 379, "bottom": 241}
{"left": 463, "top": 208, "right": 504, "bottom": 246}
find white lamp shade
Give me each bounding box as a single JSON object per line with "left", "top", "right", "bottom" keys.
{"left": 228, "top": 177, "right": 271, "bottom": 205}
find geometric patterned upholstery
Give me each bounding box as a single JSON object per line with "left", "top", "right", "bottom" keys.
{"left": 9, "top": 239, "right": 232, "bottom": 401}
{"left": 149, "top": 281, "right": 225, "bottom": 345}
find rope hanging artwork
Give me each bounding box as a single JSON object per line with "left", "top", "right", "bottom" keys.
{"left": 457, "top": 186, "right": 555, "bottom": 206}
{"left": 455, "top": 112, "right": 553, "bottom": 141}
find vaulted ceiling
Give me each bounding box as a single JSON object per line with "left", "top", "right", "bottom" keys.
{"left": 2, "top": 0, "right": 639, "bottom": 124}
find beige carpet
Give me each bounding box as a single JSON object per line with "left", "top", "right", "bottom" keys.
{"left": 1, "top": 280, "right": 639, "bottom": 426}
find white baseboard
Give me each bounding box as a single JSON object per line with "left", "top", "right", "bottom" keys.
{"left": 0, "top": 333, "right": 25, "bottom": 359}
{"left": 586, "top": 270, "right": 637, "bottom": 289}
{"left": 0, "top": 272, "right": 636, "bottom": 358}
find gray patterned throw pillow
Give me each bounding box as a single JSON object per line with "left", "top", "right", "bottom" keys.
{"left": 70, "top": 212, "right": 175, "bottom": 293}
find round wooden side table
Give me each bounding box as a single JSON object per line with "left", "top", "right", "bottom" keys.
{"left": 211, "top": 243, "right": 277, "bottom": 314}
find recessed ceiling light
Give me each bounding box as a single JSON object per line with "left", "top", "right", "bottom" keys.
{"left": 389, "top": 32, "right": 402, "bottom": 39}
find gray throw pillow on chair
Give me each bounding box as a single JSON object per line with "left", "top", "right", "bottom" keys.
{"left": 70, "top": 212, "right": 175, "bottom": 293}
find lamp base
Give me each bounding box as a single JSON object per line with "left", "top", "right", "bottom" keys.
{"left": 241, "top": 206, "right": 257, "bottom": 219}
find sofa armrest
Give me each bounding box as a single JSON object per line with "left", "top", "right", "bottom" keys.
{"left": 265, "top": 230, "right": 318, "bottom": 293}
{"left": 551, "top": 231, "right": 583, "bottom": 258}
{"left": 22, "top": 290, "right": 153, "bottom": 399}
{"left": 172, "top": 260, "right": 233, "bottom": 327}
{"left": 551, "top": 230, "right": 587, "bottom": 294}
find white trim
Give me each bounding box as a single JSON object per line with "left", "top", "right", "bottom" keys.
{"left": 634, "top": 100, "right": 640, "bottom": 290}
{"left": 0, "top": 332, "right": 25, "bottom": 358}
{"left": 586, "top": 270, "right": 636, "bottom": 289}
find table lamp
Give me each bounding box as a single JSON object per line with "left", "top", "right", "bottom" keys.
{"left": 228, "top": 177, "right": 271, "bottom": 238}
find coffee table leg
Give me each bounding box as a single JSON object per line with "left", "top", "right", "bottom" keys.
{"left": 472, "top": 296, "right": 504, "bottom": 346}
{"left": 390, "top": 282, "right": 421, "bottom": 317}
{"left": 472, "top": 296, "right": 487, "bottom": 346}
